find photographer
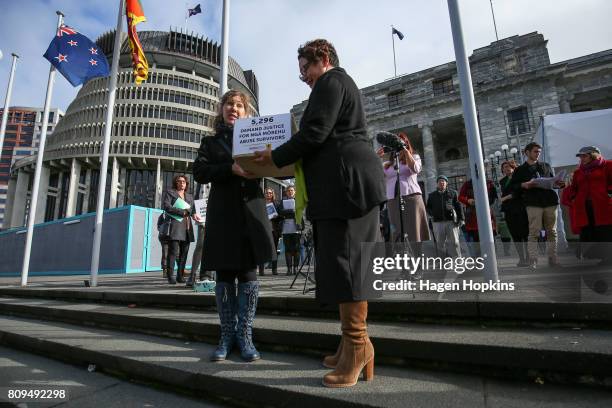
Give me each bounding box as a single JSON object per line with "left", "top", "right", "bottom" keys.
{"left": 379, "top": 132, "right": 430, "bottom": 256}
{"left": 426, "top": 175, "right": 463, "bottom": 257}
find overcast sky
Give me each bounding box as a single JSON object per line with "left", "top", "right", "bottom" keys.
{"left": 1, "top": 0, "right": 611, "bottom": 116}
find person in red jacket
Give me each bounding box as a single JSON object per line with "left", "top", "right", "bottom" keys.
{"left": 458, "top": 178, "right": 498, "bottom": 257}
{"left": 560, "top": 146, "right": 612, "bottom": 264}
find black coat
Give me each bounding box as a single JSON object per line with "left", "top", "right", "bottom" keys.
{"left": 272, "top": 67, "right": 386, "bottom": 220}
{"left": 500, "top": 175, "right": 525, "bottom": 214}
{"left": 511, "top": 161, "right": 559, "bottom": 207}
{"left": 192, "top": 124, "right": 276, "bottom": 271}
{"left": 426, "top": 188, "right": 464, "bottom": 223}
{"left": 161, "top": 189, "right": 195, "bottom": 242}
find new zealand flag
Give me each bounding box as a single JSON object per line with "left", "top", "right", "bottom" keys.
{"left": 43, "top": 25, "right": 110, "bottom": 87}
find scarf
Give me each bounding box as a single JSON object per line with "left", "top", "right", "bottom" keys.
{"left": 294, "top": 160, "right": 308, "bottom": 225}
{"left": 580, "top": 156, "right": 605, "bottom": 174}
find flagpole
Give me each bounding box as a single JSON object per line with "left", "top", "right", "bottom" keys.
{"left": 89, "top": 0, "right": 124, "bottom": 287}
{"left": 20, "top": 11, "right": 63, "bottom": 287}
{"left": 489, "top": 0, "right": 499, "bottom": 41}
{"left": 391, "top": 25, "right": 397, "bottom": 77}
{"left": 184, "top": 2, "right": 188, "bottom": 30}
{"left": 0, "top": 53, "right": 19, "bottom": 166}
{"left": 219, "top": 0, "right": 230, "bottom": 95}
{"left": 447, "top": 0, "right": 498, "bottom": 281}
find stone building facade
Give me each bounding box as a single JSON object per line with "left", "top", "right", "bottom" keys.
{"left": 292, "top": 32, "right": 612, "bottom": 195}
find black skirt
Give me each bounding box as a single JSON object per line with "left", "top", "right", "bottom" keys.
{"left": 313, "top": 206, "right": 382, "bottom": 305}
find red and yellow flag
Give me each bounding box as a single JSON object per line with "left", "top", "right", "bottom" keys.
{"left": 126, "top": 0, "right": 148, "bottom": 84}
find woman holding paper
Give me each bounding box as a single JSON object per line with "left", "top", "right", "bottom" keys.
{"left": 254, "top": 39, "right": 386, "bottom": 387}
{"left": 279, "top": 185, "right": 301, "bottom": 275}
{"left": 161, "top": 175, "right": 195, "bottom": 284}
{"left": 561, "top": 146, "right": 612, "bottom": 264}
{"left": 259, "top": 188, "right": 282, "bottom": 276}
{"left": 193, "top": 89, "right": 275, "bottom": 363}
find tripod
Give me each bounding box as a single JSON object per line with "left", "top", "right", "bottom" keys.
{"left": 390, "top": 151, "right": 420, "bottom": 283}
{"left": 290, "top": 231, "right": 316, "bottom": 294}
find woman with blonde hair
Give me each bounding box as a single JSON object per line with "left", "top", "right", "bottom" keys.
{"left": 193, "top": 90, "right": 275, "bottom": 362}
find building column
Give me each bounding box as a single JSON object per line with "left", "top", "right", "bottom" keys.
{"left": 118, "top": 167, "right": 126, "bottom": 207}
{"left": 109, "top": 157, "right": 120, "bottom": 208}
{"left": 34, "top": 166, "right": 50, "bottom": 223}
{"left": 9, "top": 170, "right": 29, "bottom": 228}
{"left": 420, "top": 123, "right": 438, "bottom": 196}
{"left": 154, "top": 158, "right": 162, "bottom": 208}
{"left": 559, "top": 98, "right": 572, "bottom": 113}
{"left": 3, "top": 176, "right": 18, "bottom": 229}
{"left": 65, "top": 158, "right": 81, "bottom": 217}
{"left": 82, "top": 168, "right": 92, "bottom": 213}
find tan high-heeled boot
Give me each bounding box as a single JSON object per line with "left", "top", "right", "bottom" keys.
{"left": 322, "top": 304, "right": 345, "bottom": 368}
{"left": 322, "top": 341, "right": 343, "bottom": 369}
{"left": 322, "top": 301, "right": 374, "bottom": 388}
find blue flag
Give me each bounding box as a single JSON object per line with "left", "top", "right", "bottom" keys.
{"left": 43, "top": 25, "right": 110, "bottom": 87}
{"left": 188, "top": 4, "right": 202, "bottom": 17}
{"left": 392, "top": 27, "right": 404, "bottom": 41}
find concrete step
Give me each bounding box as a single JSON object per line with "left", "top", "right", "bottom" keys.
{"left": 1, "top": 296, "right": 611, "bottom": 388}
{"left": 1, "top": 315, "right": 611, "bottom": 408}
{"left": 1, "top": 286, "right": 611, "bottom": 328}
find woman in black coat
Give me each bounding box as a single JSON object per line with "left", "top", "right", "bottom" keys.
{"left": 161, "top": 175, "right": 195, "bottom": 284}
{"left": 500, "top": 160, "right": 529, "bottom": 266}
{"left": 193, "top": 89, "right": 275, "bottom": 363}
{"left": 254, "top": 39, "right": 386, "bottom": 388}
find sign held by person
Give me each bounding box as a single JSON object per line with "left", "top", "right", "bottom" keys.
{"left": 233, "top": 113, "right": 294, "bottom": 177}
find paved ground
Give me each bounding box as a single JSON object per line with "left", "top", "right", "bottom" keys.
{"left": 0, "top": 345, "right": 223, "bottom": 407}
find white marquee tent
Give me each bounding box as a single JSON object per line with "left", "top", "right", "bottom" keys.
{"left": 534, "top": 108, "right": 612, "bottom": 167}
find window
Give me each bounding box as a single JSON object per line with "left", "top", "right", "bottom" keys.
{"left": 433, "top": 77, "right": 454, "bottom": 96}
{"left": 44, "top": 195, "right": 56, "bottom": 222}
{"left": 507, "top": 106, "right": 531, "bottom": 136}
{"left": 387, "top": 91, "right": 404, "bottom": 109}
{"left": 76, "top": 192, "right": 85, "bottom": 215}
{"left": 447, "top": 175, "right": 466, "bottom": 193}
{"left": 445, "top": 148, "right": 461, "bottom": 161}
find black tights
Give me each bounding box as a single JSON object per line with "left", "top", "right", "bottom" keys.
{"left": 216, "top": 269, "right": 258, "bottom": 284}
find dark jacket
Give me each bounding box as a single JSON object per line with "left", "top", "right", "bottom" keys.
{"left": 458, "top": 179, "right": 498, "bottom": 232}
{"left": 192, "top": 124, "right": 275, "bottom": 271}
{"left": 511, "top": 161, "right": 559, "bottom": 207}
{"left": 271, "top": 67, "right": 386, "bottom": 220}
{"left": 426, "top": 188, "right": 464, "bottom": 223}
{"left": 162, "top": 189, "right": 195, "bottom": 242}
{"left": 266, "top": 200, "right": 283, "bottom": 240}
{"left": 499, "top": 175, "right": 525, "bottom": 214}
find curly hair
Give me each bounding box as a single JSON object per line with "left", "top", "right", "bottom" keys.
{"left": 172, "top": 174, "right": 189, "bottom": 190}
{"left": 501, "top": 160, "right": 518, "bottom": 171}
{"left": 298, "top": 39, "right": 339, "bottom": 67}
{"left": 214, "top": 89, "right": 251, "bottom": 129}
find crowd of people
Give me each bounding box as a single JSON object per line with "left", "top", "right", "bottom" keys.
{"left": 154, "top": 37, "right": 611, "bottom": 388}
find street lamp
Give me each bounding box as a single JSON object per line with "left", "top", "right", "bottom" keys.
{"left": 510, "top": 147, "right": 518, "bottom": 161}
{"left": 501, "top": 144, "right": 509, "bottom": 160}
{"left": 494, "top": 150, "right": 502, "bottom": 164}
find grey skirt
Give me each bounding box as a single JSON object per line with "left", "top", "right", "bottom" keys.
{"left": 387, "top": 194, "right": 431, "bottom": 243}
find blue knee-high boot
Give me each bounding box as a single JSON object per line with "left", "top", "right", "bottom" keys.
{"left": 236, "top": 281, "right": 261, "bottom": 362}
{"left": 210, "top": 282, "right": 237, "bottom": 361}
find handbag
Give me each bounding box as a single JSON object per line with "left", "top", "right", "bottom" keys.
{"left": 158, "top": 212, "right": 172, "bottom": 240}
